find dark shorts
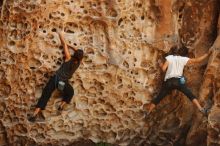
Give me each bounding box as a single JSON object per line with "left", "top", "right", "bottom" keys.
{"left": 152, "top": 77, "right": 196, "bottom": 105}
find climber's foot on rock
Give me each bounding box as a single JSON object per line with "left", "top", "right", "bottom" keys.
{"left": 55, "top": 105, "right": 64, "bottom": 115}
{"left": 144, "top": 110, "right": 151, "bottom": 117}
{"left": 200, "top": 108, "right": 209, "bottom": 116}
{"left": 38, "top": 112, "right": 45, "bottom": 121}
{"left": 28, "top": 115, "right": 36, "bottom": 122}
{"left": 58, "top": 105, "right": 63, "bottom": 111}
{"left": 28, "top": 112, "right": 45, "bottom": 123}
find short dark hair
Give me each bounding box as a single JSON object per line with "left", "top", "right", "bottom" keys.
{"left": 73, "top": 49, "right": 84, "bottom": 61}
{"left": 178, "top": 45, "right": 189, "bottom": 57}
{"left": 168, "top": 45, "right": 179, "bottom": 56}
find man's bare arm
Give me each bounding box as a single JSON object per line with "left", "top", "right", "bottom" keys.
{"left": 187, "top": 50, "right": 212, "bottom": 65}
{"left": 158, "top": 60, "right": 168, "bottom": 72}
{"left": 58, "top": 32, "right": 71, "bottom": 61}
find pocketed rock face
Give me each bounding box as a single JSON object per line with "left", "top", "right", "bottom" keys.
{"left": 0, "top": 0, "right": 219, "bottom": 146}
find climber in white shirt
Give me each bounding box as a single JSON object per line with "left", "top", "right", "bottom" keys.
{"left": 145, "top": 45, "right": 213, "bottom": 115}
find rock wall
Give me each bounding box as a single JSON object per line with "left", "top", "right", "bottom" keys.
{"left": 0, "top": 0, "right": 219, "bottom": 146}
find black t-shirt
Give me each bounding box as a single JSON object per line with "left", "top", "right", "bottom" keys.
{"left": 56, "top": 56, "right": 80, "bottom": 81}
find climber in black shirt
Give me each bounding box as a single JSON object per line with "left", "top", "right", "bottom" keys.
{"left": 28, "top": 32, "right": 84, "bottom": 122}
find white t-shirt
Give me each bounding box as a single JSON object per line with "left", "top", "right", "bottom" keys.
{"left": 164, "top": 55, "right": 189, "bottom": 81}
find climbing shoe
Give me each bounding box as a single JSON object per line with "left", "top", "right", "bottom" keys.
{"left": 144, "top": 111, "right": 150, "bottom": 116}
{"left": 28, "top": 112, "right": 45, "bottom": 122}
{"left": 28, "top": 115, "right": 36, "bottom": 122}
{"left": 54, "top": 105, "right": 64, "bottom": 115}
{"left": 143, "top": 111, "right": 151, "bottom": 121}
{"left": 58, "top": 106, "right": 63, "bottom": 111}
{"left": 200, "top": 108, "right": 208, "bottom": 116}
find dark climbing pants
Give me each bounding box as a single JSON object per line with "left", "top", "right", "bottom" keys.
{"left": 36, "top": 75, "right": 74, "bottom": 110}
{"left": 152, "top": 77, "right": 196, "bottom": 105}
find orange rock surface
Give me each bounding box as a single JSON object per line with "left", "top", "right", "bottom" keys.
{"left": 0, "top": 0, "right": 219, "bottom": 146}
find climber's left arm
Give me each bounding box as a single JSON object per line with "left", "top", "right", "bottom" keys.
{"left": 187, "top": 51, "right": 211, "bottom": 65}
{"left": 58, "top": 32, "right": 71, "bottom": 62}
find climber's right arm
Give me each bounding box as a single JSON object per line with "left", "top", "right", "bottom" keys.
{"left": 161, "top": 61, "right": 168, "bottom": 72}
{"left": 158, "top": 60, "right": 168, "bottom": 72}
{"left": 58, "top": 32, "right": 71, "bottom": 62}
